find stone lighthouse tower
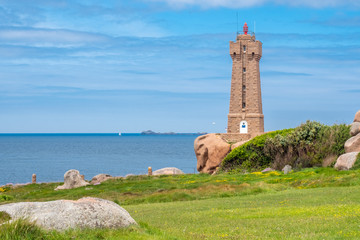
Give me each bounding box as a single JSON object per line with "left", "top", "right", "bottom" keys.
{"left": 227, "top": 23, "right": 264, "bottom": 139}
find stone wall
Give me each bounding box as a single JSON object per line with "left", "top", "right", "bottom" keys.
{"left": 218, "top": 133, "right": 252, "bottom": 143}
{"left": 227, "top": 33, "right": 264, "bottom": 135}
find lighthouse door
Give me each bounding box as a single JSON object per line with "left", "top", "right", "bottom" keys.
{"left": 240, "top": 121, "right": 248, "bottom": 134}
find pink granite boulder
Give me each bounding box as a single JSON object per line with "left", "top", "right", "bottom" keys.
{"left": 345, "top": 135, "right": 360, "bottom": 153}
{"left": 354, "top": 110, "right": 360, "bottom": 122}
{"left": 334, "top": 152, "right": 360, "bottom": 170}
{"left": 194, "top": 134, "right": 230, "bottom": 174}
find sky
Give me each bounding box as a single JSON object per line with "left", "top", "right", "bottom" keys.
{"left": 0, "top": 0, "right": 359, "bottom": 133}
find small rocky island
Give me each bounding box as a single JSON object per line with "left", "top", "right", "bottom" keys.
{"left": 141, "top": 130, "right": 207, "bottom": 135}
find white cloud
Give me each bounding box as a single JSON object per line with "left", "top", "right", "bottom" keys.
{"left": 146, "top": 0, "right": 360, "bottom": 8}
{"left": 0, "top": 28, "right": 108, "bottom": 47}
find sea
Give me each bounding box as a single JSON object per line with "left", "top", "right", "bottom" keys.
{"left": 0, "top": 134, "right": 200, "bottom": 186}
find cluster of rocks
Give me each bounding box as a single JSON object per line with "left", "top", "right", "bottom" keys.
{"left": 0, "top": 167, "right": 185, "bottom": 231}
{"left": 334, "top": 110, "right": 360, "bottom": 170}
{"left": 55, "top": 167, "right": 184, "bottom": 190}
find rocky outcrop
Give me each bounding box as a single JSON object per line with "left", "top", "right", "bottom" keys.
{"left": 90, "top": 174, "right": 113, "bottom": 185}
{"left": 345, "top": 135, "right": 360, "bottom": 153}
{"left": 152, "top": 167, "right": 184, "bottom": 175}
{"left": 334, "top": 152, "right": 359, "bottom": 170}
{"left": 335, "top": 110, "right": 360, "bottom": 171}
{"left": 194, "top": 134, "right": 231, "bottom": 174}
{"left": 350, "top": 122, "right": 360, "bottom": 136}
{"left": 0, "top": 197, "right": 136, "bottom": 230}
{"left": 354, "top": 110, "right": 360, "bottom": 122}
{"left": 55, "top": 169, "right": 89, "bottom": 190}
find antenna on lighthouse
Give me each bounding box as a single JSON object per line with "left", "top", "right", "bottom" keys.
{"left": 236, "top": 12, "right": 239, "bottom": 34}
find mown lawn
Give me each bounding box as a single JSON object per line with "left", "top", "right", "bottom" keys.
{"left": 1, "top": 168, "right": 360, "bottom": 239}
{"left": 127, "top": 186, "right": 360, "bottom": 239}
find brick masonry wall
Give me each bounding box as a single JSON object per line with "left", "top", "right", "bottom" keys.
{"left": 227, "top": 34, "right": 264, "bottom": 136}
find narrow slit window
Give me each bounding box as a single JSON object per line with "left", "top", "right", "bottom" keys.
{"left": 252, "top": 52, "right": 255, "bottom": 57}
{"left": 243, "top": 45, "right": 246, "bottom": 51}
{"left": 243, "top": 68, "right": 246, "bottom": 73}
{"left": 242, "top": 102, "right": 246, "bottom": 108}
{"left": 242, "top": 85, "right": 246, "bottom": 90}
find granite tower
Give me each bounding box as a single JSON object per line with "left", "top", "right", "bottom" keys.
{"left": 227, "top": 23, "right": 264, "bottom": 138}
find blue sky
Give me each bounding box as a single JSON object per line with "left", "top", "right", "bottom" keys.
{"left": 0, "top": 0, "right": 359, "bottom": 133}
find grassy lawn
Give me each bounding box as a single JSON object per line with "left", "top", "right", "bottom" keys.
{"left": 1, "top": 168, "right": 360, "bottom": 239}
{"left": 127, "top": 186, "right": 360, "bottom": 239}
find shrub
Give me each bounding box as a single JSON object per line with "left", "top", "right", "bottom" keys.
{"left": 221, "top": 128, "right": 294, "bottom": 172}
{"left": 221, "top": 121, "right": 351, "bottom": 172}
{"left": 0, "top": 195, "right": 14, "bottom": 202}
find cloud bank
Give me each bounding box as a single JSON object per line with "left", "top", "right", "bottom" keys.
{"left": 146, "top": 0, "right": 360, "bottom": 9}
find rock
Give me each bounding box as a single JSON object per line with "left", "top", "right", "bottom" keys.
{"left": 0, "top": 197, "right": 136, "bottom": 230}
{"left": 350, "top": 122, "right": 360, "bottom": 136}
{"left": 90, "top": 174, "right": 113, "bottom": 185}
{"left": 334, "top": 152, "right": 359, "bottom": 170}
{"left": 261, "top": 167, "right": 275, "bottom": 173}
{"left": 354, "top": 110, "right": 360, "bottom": 122}
{"left": 152, "top": 167, "right": 184, "bottom": 175}
{"left": 55, "top": 169, "right": 89, "bottom": 190}
{"left": 231, "top": 141, "right": 248, "bottom": 150}
{"left": 322, "top": 154, "right": 337, "bottom": 167}
{"left": 282, "top": 165, "right": 292, "bottom": 174}
{"left": 345, "top": 135, "right": 360, "bottom": 153}
{"left": 194, "top": 134, "right": 231, "bottom": 174}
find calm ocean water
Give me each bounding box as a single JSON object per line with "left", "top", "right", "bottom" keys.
{"left": 0, "top": 134, "right": 199, "bottom": 185}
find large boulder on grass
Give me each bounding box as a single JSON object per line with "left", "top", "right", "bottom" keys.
{"left": 334, "top": 152, "right": 360, "bottom": 170}
{"left": 350, "top": 122, "right": 360, "bottom": 136}
{"left": 55, "top": 169, "right": 89, "bottom": 190}
{"left": 0, "top": 197, "right": 136, "bottom": 230}
{"left": 90, "top": 174, "right": 114, "bottom": 185}
{"left": 152, "top": 167, "right": 184, "bottom": 175}
{"left": 194, "top": 134, "right": 231, "bottom": 174}
{"left": 345, "top": 135, "right": 360, "bottom": 153}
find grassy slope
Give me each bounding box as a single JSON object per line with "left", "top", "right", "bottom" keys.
{"left": 1, "top": 168, "right": 360, "bottom": 239}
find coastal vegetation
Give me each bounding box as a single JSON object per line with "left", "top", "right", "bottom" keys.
{"left": 221, "top": 121, "right": 350, "bottom": 172}
{"left": 2, "top": 167, "right": 360, "bottom": 239}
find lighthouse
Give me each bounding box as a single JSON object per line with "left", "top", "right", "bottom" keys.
{"left": 226, "top": 23, "right": 264, "bottom": 138}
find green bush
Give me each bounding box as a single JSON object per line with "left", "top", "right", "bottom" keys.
{"left": 221, "top": 121, "right": 351, "bottom": 172}
{"left": 0, "top": 195, "right": 14, "bottom": 202}
{"left": 221, "top": 128, "right": 294, "bottom": 172}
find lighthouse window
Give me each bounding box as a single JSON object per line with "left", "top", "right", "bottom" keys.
{"left": 252, "top": 52, "right": 255, "bottom": 57}
{"left": 243, "top": 45, "right": 246, "bottom": 51}
{"left": 233, "top": 52, "right": 236, "bottom": 56}
{"left": 243, "top": 68, "right": 246, "bottom": 73}
{"left": 242, "top": 85, "right": 246, "bottom": 90}
{"left": 242, "top": 102, "right": 246, "bottom": 108}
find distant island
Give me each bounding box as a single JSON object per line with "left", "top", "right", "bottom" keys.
{"left": 140, "top": 130, "right": 207, "bottom": 135}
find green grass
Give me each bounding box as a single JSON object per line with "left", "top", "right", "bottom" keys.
{"left": 127, "top": 186, "right": 360, "bottom": 239}
{"left": 2, "top": 168, "right": 360, "bottom": 239}
{"left": 2, "top": 168, "right": 360, "bottom": 206}
{"left": 1, "top": 168, "right": 360, "bottom": 206}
